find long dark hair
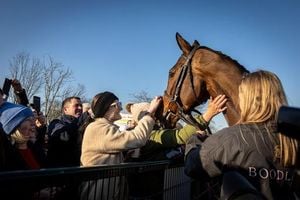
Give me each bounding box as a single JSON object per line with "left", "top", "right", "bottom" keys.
{"left": 78, "top": 114, "right": 95, "bottom": 137}
{"left": 78, "top": 91, "right": 118, "bottom": 135}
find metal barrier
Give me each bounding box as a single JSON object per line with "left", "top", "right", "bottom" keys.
{"left": 0, "top": 161, "right": 220, "bottom": 200}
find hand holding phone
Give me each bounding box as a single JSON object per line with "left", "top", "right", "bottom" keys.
{"left": 2, "top": 78, "right": 12, "bottom": 99}
{"left": 11, "top": 79, "right": 23, "bottom": 92}
{"left": 3, "top": 78, "right": 12, "bottom": 95}
{"left": 33, "top": 96, "right": 41, "bottom": 114}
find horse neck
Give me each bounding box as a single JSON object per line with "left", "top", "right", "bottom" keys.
{"left": 206, "top": 68, "right": 243, "bottom": 126}
{"left": 222, "top": 97, "right": 240, "bottom": 126}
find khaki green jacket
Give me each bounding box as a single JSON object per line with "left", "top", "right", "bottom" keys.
{"left": 138, "top": 115, "right": 208, "bottom": 160}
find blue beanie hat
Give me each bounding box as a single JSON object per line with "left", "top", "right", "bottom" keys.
{"left": 0, "top": 102, "right": 33, "bottom": 135}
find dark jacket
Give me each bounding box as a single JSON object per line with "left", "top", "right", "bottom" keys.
{"left": 47, "top": 115, "right": 82, "bottom": 167}
{"left": 0, "top": 128, "right": 17, "bottom": 171}
{"left": 184, "top": 122, "right": 296, "bottom": 200}
{"left": 0, "top": 133, "right": 46, "bottom": 171}
{"left": 35, "top": 125, "right": 48, "bottom": 154}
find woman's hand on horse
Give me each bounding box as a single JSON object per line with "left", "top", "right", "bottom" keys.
{"left": 203, "top": 95, "right": 227, "bottom": 122}
{"left": 147, "top": 96, "right": 162, "bottom": 116}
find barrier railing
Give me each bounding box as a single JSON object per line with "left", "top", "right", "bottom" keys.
{"left": 0, "top": 161, "right": 220, "bottom": 200}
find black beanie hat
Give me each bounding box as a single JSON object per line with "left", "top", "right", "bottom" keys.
{"left": 92, "top": 91, "right": 118, "bottom": 118}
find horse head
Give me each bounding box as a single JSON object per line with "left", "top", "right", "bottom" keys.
{"left": 159, "top": 33, "right": 249, "bottom": 129}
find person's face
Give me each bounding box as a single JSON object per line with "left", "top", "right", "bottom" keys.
{"left": 64, "top": 98, "right": 83, "bottom": 118}
{"left": 82, "top": 105, "right": 91, "bottom": 113}
{"left": 105, "top": 100, "right": 122, "bottom": 122}
{"left": 17, "top": 117, "right": 36, "bottom": 141}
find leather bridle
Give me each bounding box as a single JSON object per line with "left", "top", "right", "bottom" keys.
{"left": 163, "top": 42, "right": 212, "bottom": 134}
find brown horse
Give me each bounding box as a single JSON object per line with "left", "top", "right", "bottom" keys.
{"left": 160, "top": 33, "right": 249, "bottom": 129}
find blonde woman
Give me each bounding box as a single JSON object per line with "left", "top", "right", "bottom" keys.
{"left": 185, "top": 70, "right": 298, "bottom": 200}
{"left": 0, "top": 102, "right": 45, "bottom": 170}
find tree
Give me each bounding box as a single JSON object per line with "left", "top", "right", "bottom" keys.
{"left": 129, "top": 90, "right": 152, "bottom": 103}
{"left": 42, "top": 57, "right": 72, "bottom": 118}
{"left": 41, "top": 56, "right": 87, "bottom": 121}
{"left": 9, "top": 52, "right": 43, "bottom": 100}
{"left": 61, "top": 84, "right": 86, "bottom": 101}
{"left": 9, "top": 52, "right": 87, "bottom": 122}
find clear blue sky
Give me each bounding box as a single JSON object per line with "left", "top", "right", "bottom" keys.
{"left": 1, "top": 0, "right": 300, "bottom": 129}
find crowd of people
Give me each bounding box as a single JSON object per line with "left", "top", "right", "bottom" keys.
{"left": 0, "top": 69, "right": 299, "bottom": 199}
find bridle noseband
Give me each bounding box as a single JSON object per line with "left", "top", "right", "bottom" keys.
{"left": 164, "top": 42, "right": 212, "bottom": 134}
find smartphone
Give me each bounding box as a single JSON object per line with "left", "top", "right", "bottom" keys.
{"left": 2, "top": 78, "right": 12, "bottom": 96}
{"left": 33, "top": 96, "right": 41, "bottom": 114}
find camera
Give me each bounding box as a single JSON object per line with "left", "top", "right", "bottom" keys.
{"left": 278, "top": 106, "right": 300, "bottom": 140}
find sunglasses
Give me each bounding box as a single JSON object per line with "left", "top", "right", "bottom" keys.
{"left": 110, "top": 101, "right": 122, "bottom": 109}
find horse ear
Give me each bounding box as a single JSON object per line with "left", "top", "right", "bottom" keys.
{"left": 194, "top": 40, "right": 200, "bottom": 46}
{"left": 176, "top": 32, "right": 191, "bottom": 56}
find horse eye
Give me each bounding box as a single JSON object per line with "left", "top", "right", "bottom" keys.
{"left": 168, "top": 101, "right": 178, "bottom": 113}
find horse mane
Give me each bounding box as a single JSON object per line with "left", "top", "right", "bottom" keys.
{"left": 199, "top": 46, "right": 249, "bottom": 73}
{"left": 168, "top": 45, "right": 249, "bottom": 77}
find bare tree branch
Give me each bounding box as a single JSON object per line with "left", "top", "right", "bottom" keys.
{"left": 8, "top": 52, "right": 87, "bottom": 122}
{"left": 129, "top": 90, "right": 152, "bottom": 103}
{"left": 42, "top": 57, "right": 73, "bottom": 118}
{"left": 9, "top": 52, "right": 43, "bottom": 100}
{"left": 61, "top": 84, "right": 86, "bottom": 101}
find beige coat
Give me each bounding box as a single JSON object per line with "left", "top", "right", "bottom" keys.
{"left": 81, "top": 115, "right": 155, "bottom": 166}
